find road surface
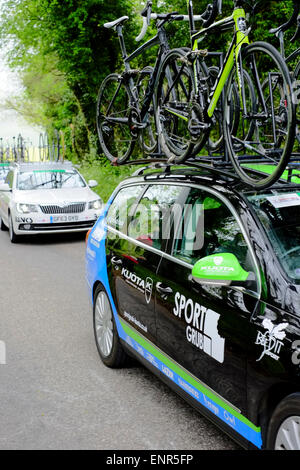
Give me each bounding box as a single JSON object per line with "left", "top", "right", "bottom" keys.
{"left": 0, "top": 230, "right": 239, "bottom": 450}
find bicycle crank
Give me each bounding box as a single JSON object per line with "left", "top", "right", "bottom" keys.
{"left": 188, "top": 103, "right": 210, "bottom": 143}
{"left": 128, "top": 108, "right": 148, "bottom": 139}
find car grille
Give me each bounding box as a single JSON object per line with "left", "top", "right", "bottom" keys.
{"left": 39, "top": 203, "right": 86, "bottom": 214}
{"left": 19, "top": 221, "right": 95, "bottom": 231}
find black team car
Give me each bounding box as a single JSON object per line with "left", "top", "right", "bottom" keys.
{"left": 86, "top": 163, "right": 300, "bottom": 450}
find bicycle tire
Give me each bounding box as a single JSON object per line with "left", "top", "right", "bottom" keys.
{"left": 155, "top": 48, "right": 197, "bottom": 163}
{"left": 223, "top": 41, "right": 296, "bottom": 189}
{"left": 293, "top": 60, "right": 300, "bottom": 150}
{"left": 137, "top": 66, "right": 157, "bottom": 155}
{"left": 96, "top": 73, "right": 135, "bottom": 164}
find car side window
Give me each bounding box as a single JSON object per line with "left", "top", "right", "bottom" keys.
{"left": 128, "top": 184, "right": 183, "bottom": 251}
{"left": 106, "top": 185, "right": 144, "bottom": 232}
{"left": 173, "top": 188, "right": 258, "bottom": 289}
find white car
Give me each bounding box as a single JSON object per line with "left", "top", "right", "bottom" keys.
{"left": 0, "top": 161, "right": 103, "bottom": 242}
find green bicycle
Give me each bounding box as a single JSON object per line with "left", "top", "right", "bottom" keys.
{"left": 155, "top": 0, "right": 296, "bottom": 189}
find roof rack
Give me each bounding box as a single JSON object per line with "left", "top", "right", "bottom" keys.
{"left": 118, "top": 154, "right": 300, "bottom": 189}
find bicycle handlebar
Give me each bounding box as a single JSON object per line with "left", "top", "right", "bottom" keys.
{"left": 135, "top": 1, "right": 222, "bottom": 42}
{"left": 269, "top": 0, "right": 300, "bottom": 35}
{"left": 291, "top": 14, "right": 300, "bottom": 42}
{"left": 202, "top": 1, "right": 222, "bottom": 28}
{"left": 135, "top": 2, "right": 204, "bottom": 42}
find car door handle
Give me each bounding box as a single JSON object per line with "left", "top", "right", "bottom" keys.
{"left": 111, "top": 256, "right": 123, "bottom": 266}
{"left": 156, "top": 282, "right": 173, "bottom": 296}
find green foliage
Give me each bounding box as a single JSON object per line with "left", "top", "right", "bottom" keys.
{"left": 0, "top": 0, "right": 297, "bottom": 167}
{"left": 79, "top": 159, "right": 135, "bottom": 202}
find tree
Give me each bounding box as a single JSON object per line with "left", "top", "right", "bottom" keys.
{"left": 0, "top": 0, "right": 141, "bottom": 156}
{"left": 0, "top": 0, "right": 296, "bottom": 159}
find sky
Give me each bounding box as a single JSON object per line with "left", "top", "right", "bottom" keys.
{"left": 0, "top": 51, "right": 43, "bottom": 147}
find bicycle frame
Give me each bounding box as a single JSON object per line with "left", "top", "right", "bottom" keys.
{"left": 113, "top": 21, "right": 171, "bottom": 123}
{"left": 187, "top": 1, "right": 250, "bottom": 119}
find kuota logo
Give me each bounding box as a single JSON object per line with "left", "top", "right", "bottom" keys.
{"left": 145, "top": 277, "right": 153, "bottom": 304}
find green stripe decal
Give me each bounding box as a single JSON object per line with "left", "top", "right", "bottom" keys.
{"left": 33, "top": 170, "right": 66, "bottom": 173}
{"left": 119, "top": 317, "right": 261, "bottom": 444}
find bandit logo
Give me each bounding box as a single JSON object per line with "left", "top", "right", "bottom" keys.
{"left": 255, "top": 319, "right": 288, "bottom": 362}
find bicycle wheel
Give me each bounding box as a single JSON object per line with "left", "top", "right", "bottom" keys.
{"left": 224, "top": 42, "right": 295, "bottom": 189}
{"left": 155, "top": 48, "right": 196, "bottom": 163}
{"left": 136, "top": 66, "right": 157, "bottom": 155}
{"left": 96, "top": 73, "right": 135, "bottom": 164}
{"left": 293, "top": 60, "right": 300, "bottom": 151}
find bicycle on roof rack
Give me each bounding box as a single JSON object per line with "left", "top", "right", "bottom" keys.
{"left": 96, "top": 1, "right": 206, "bottom": 165}
{"left": 267, "top": 0, "right": 300, "bottom": 152}
{"left": 155, "top": 0, "right": 296, "bottom": 190}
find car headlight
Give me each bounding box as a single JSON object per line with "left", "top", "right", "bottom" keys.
{"left": 88, "top": 199, "right": 102, "bottom": 210}
{"left": 17, "top": 203, "right": 39, "bottom": 213}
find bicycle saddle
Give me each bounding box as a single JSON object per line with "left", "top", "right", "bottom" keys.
{"left": 104, "top": 16, "right": 129, "bottom": 29}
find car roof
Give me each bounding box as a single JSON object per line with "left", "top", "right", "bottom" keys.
{"left": 117, "top": 162, "right": 299, "bottom": 196}
{"left": 11, "top": 161, "right": 74, "bottom": 172}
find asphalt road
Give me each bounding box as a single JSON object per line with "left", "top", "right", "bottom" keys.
{"left": 0, "top": 229, "right": 239, "bottom": 450}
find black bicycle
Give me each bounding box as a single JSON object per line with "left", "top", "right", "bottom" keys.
{"left": 96, "top": 1, "right": 204, "bottom": 164}
{"left": 268, "top": 0, "right": 300, "bottom": 151}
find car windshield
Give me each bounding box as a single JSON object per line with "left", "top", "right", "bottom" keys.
{"left": 17, "top": 169, "right": 86, "bottom": 190}
{"left": 247, "top": 190, "right": 300, "bottom": 281}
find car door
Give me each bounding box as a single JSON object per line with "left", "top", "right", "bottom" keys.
{"left": 155, "top": 185, "right": 261, "bottom": 419}
{"left": 106, "top": 183, "right": 185, "bottom": 343}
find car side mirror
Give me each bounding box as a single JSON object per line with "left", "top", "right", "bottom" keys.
{"left": 191, "top": 253, "right": 250, "bottom": 287}
{"left": 0, "top": 183, "right": 11, "bottom": 192}
{"left": 88, "top": 179, "right": 98, "bottom": 188}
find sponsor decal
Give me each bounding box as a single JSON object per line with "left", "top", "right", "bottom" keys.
{"left": 91, "top": 224, "right": 106, "bottom": 242}
{"left": 173, "top": 293, "right": 225, "bottom": 363}
{"left": 255, "top": 319, "right": 288, "bottom": 361}
{"left": 86, "top": 246, "right": 96, "bottom": 259}
{"left": 16, "top": 217, "right": 33, "bottom": 224}
{"left": 237, "top": 17, "right": 247, "bottom": 33}
{"left": 121, "top": 268, "right": 153, "bottom": 304}
{"left": 291, "top": 340, "right": 300, "bottom": 365}
{"left": 119, "top": 318, "right": 262, "bottom": 448}
{"left": 145, "top": 277, "right": 153, "bottom": 304}
{"left": 267, "top": 193, "right": 300, "bottom": 209}
{"left": 124, "top": 311, "right": 148, "bottom": 333}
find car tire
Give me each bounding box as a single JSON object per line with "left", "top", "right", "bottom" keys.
{"left": 8, "top": 214, "right": 19, "bottom": 243}
{"left": 93, "top": 285, "right": 128, "bottom": 368}
{"left": 266, "top": 393, "right": 300, "bottom": 450}
{"left": 0, "top": 216, "right": 7, "bottom": 231}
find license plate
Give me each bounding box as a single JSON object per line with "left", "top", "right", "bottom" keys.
{"left": 50, "top": 215, "right": 79, "bottom": 223}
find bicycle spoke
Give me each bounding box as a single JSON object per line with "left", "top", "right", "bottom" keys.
{"left": 224, "top": 42, "right": 295, "bottom": 189}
